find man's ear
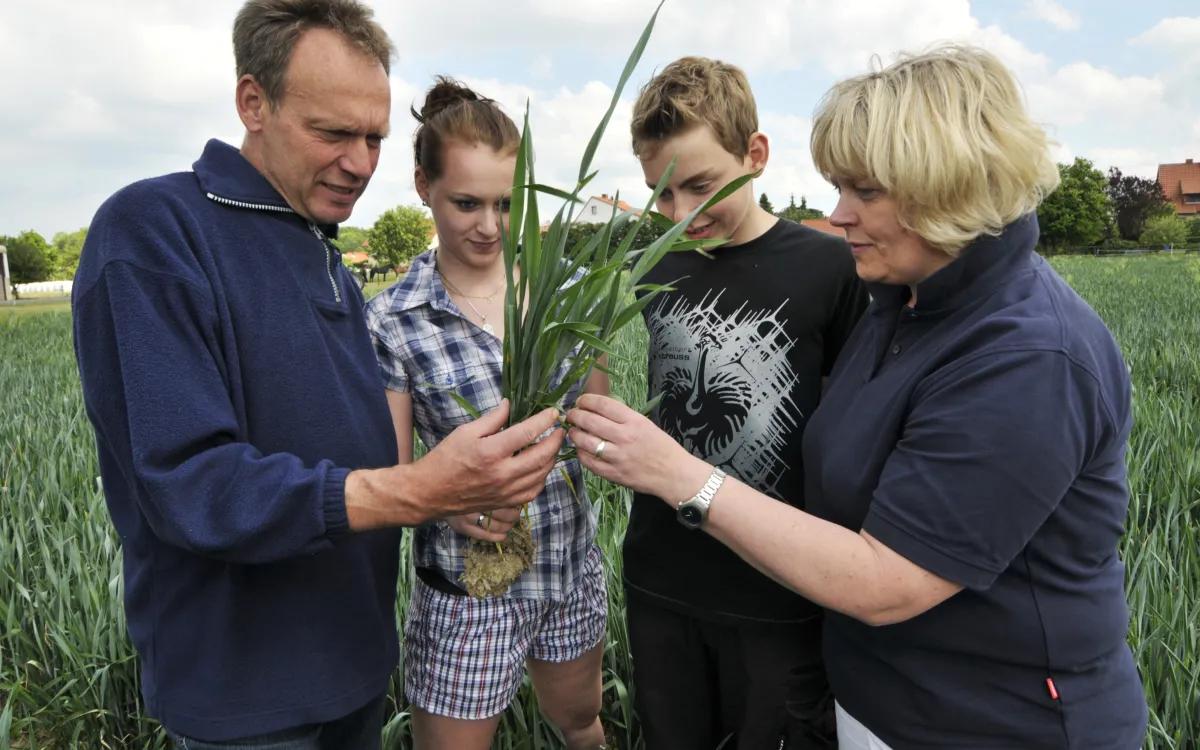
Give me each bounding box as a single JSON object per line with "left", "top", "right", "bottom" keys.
{"left": 414, "top": 166, "right": 431, "bottom": 205}
{"left": 236, "top": 74, "right": 269, "bottom": 133}
{"left": 745, "top": 131, "right": 770, "bottom": 175}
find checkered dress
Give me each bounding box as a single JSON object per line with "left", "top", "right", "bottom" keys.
{"left": 364, "top": 249, "right": 597, "bottom": 601}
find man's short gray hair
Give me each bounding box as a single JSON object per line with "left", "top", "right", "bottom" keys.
{"left": 233, "top": 0, "right": 394, "bottom": 106}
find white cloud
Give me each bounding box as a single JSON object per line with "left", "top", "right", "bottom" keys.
{"left": 1048, "top": 142, "right": 1075, "bottom": 166}
{"left": 3, "top": 1, "right": 1200, "bottom": 238}
{"left": 380, "top": 0, "right": 1044, "bottom": 79}
{"left": 1026, "top": 63, "right": 1164, "bottom": 128}
{"left": 1088, "top": 148, "right": 1161, "bottom": 179}
{"left": 1025, "top": 0, "right": 1081, "bottom": 31}
{"left": 755, "top": 112, "right": 836, "bottom": 214}
{"left": 1130, "top": 16, "right": 1200, "bottom": 50}
{"left": 530, "top": 54, "right": 554, "bottom": 80}
{"left": 41, "top": 91, "right": 119, "bottom": 138}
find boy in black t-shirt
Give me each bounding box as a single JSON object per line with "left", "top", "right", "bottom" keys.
{"left": 623, "top": 57, "right": 868, "bottom": 749}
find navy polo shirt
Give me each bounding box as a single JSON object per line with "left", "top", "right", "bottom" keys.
{"left": 802, "top": 215, "right": 1147, "bottom": 748}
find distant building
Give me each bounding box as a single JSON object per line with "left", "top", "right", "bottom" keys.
{"left": 577, "top": 193, "right": 642, "bottom": 223}
{"left": 1156, "top": 158, "right": 1200, "bottom": 217}
{"left": 800, "top": 218, "right": 843, "bottom": 238}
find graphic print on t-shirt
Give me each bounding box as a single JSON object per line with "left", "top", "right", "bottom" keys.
{"left": 647, "top": 291, "right": 800, "bottom": 497}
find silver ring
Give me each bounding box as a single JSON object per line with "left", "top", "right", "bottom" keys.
{"left": 475, "top": 513, "right": 487, "bottom": 529}
{"left": 594, "top": 439, "right": 607, "bottom": 459}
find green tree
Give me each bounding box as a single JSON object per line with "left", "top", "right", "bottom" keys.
{"left": 777, "top": 194, "right": 825, "bottom": 222}
{"left": 332, "top": 225, "right": 369, "bottom": 254}
{"left": 562, "top": 216, "right": 668, "bottom": 260}
{"left": 1037, "top": 158, "right": 1110, "bottom": 249}
{"left": 1187, "top": 217, "right": 1200, "bottom": 245}
{"left": 1107, "top": 167, "right": 1173, "bottom": 241}
{"left": 758, "top": 193, "right": 774, "bottom": 213}
{"left": 51, "top": 228, "right": 88, "bottom": 278}
{"left": 1139, "top": 214, "right": 1190, "bottom": 248}
{"left": 368, "top": 206, "right": 433, "bottom": 269}
{"left": 2, "top": 230, "right": 52, "bottom": 283}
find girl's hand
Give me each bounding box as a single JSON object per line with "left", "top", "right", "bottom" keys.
{"left": 446, "top": 506, "right": 521, "bottom": 543}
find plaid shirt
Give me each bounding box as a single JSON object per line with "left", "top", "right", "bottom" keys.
{"left": 364, "top": 249, "right": 596, "bottom": 602}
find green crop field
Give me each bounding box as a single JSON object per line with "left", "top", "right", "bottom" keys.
{"left": 2, "top": 254, "right": 1198, "bottom": 748}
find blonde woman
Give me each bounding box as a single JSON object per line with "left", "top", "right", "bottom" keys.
{"left": 568, "top": 46, "right": 1147, "bottom": 748}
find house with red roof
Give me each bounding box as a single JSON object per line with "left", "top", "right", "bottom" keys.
{"left": 800, "top": 217, "right": 843, "bottom": 238}
{"left": 577, "top": 193, "right": 643, "bottom": 223}
{"left": 1156, "top": 158, "right": 1200, "bottom": 216}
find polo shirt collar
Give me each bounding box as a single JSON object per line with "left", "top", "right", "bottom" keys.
{"left": 192, "top": 138, "right": 339, "bottom": 238}
{"left": 867, "top": 213, "right": 1040, "bottom": 315}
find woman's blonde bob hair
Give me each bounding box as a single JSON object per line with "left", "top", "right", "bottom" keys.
{"left": 810, "top": 45, "right": 1060, "bottom": 255}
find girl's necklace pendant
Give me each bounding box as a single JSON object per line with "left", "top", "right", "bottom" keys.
{"left": 482, "top": 322, "right": 495, "bottom": 336}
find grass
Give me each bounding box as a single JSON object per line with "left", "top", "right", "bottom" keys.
{"left": 0, "top": 300, "right": 71, "bottom": 318}
{"left": 1, "top": 254, "right": 1197, "bottom": 747}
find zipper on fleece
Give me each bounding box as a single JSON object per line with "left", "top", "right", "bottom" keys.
{"left": 307, "top": 223, "right": 342, "bottom": 304}
{"left": 205, "top": 192, "right": 342, "bottom": 303}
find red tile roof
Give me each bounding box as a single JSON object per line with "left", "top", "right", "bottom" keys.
{"left": 800, "top": 218, "right": 843, "bottom": 237}
{"left": 595, "top": 193, "right": 642, "bottom": 216}
{"left": 1156, "top": 159, "right": 1200, "bottom": 215}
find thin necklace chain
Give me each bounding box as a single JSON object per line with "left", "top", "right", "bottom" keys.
{"left": 438, "top": 272, "right": 504, "bottom": 301}
{"left": 435, "top": 261, "right": 503, "bottom": 334}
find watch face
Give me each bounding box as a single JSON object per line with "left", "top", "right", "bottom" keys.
{"left": 680, "top": 505, "right": 702, "bottom": 526}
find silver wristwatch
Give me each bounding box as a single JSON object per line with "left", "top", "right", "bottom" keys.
{"left": 676, "top": 467, "right": 727, "bottom": 530}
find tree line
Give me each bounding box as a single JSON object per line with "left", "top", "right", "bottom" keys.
{"left": 9, "top": 172, "right": 1196, "bottom": 287}
{"left": 1, "top": 228, "right": 87, "bottom": 284}
{"left": 2, "top": 207, "right": 434, "bottom": 287}
{"left": 1038, "top": 159, "right": 1200, "bottom": 251}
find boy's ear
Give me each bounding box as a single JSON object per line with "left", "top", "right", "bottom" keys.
{"left": 745, "top": 131, "right": 770, "bottom": 175}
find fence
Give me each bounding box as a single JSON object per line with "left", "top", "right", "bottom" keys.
{"left": 14, "top": 280, "right": 73, "bottom": 297}
{"left": 1045, "top": 243, "right": 1200, "bottom": 257}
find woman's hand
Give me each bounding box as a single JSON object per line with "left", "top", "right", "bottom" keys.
{"left": 566, "top": 394, "right": 710, "bottom": 504}
{"left": 445, "top": 506, "right": 521, "bottom": 543}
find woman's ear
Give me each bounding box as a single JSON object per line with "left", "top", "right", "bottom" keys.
{"left": 414, "top": 167, "right": 431, "bottom": 206}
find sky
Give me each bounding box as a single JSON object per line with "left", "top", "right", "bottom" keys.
{"left": 2, "top": 0, "right": 1198, "bottom": 240}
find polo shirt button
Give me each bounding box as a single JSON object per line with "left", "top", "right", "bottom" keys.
{"left": 891, "top": 344, "right": 902, "bottom": 355}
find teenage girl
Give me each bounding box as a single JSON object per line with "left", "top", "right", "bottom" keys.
{"left": 364, "top": 77, "right": 609, "bottom": 750}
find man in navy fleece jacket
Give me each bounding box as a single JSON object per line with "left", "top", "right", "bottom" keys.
{"left": 71, "top": 1, "right": 564, "bottom": 746}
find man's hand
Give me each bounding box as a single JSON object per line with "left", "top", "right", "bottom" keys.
{"left": 345, "top": 400, "right": 563, "bottom": 530}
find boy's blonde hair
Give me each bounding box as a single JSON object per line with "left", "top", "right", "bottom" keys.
{"left": 631, "top": 56, "right": 758, "bottom": 159}
{"left": 810, "top": 45, "right": 1060, "bottom": 254}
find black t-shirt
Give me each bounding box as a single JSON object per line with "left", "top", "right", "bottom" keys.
{"left": 624, "top": 218, "right": 868, "bottom": 622}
